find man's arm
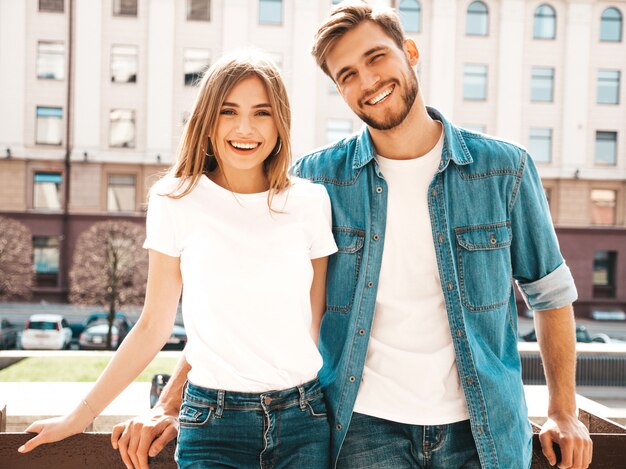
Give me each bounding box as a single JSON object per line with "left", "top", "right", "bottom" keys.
{"left": 111, "top": 352, "right": 190, "bottom": 469}
{"left": 535, "top": 304, "right": 592, "bottom": 469}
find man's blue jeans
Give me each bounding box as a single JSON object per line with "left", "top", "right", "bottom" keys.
{"left": 337, "top": 412, "right": 481, "bottom": 469}
{"left": 175, "top": 379, "right": 330, "bottom": 468}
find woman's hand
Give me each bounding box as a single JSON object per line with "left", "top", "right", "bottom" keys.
{"left": 18, "top": 411, "right": 91, "bottom": 454}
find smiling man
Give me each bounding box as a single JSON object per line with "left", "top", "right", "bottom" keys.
{"left": 112, "top": 2, "right": 592, "bottom": 469}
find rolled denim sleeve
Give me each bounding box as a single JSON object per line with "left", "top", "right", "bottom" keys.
{"left": 510, "top": 152, "right": 578, "bottom": 311}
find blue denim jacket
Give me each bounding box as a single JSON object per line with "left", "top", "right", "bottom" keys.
{"left": 293, "top": 107, "right": 578, "bottom": 469}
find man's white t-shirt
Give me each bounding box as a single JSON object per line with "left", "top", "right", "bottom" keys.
{"left": 143, "top": 175, "right": 338, "bottom": 392}
{"left": 353, "top": 130, "right": 470, "bottom": 425}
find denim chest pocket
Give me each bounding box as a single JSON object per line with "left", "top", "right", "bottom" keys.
{"left": 455, "top": 222, "right": 513, "bottom": 312}
{"left": 326, "top": 227, "right": 365, "bottom": 313}
{"left": 179, "top": 400, "right": 213, "bottom": 427}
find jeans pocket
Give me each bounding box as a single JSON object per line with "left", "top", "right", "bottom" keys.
{"left": 306, "top": 393, "right": 328, "bottom": 418}
{"left": 326, "top": 227, "right": 365, "bottom": 313}
{"left": 179, "top": 400, "right": 213, "bottom": 427}
{"left": 455, "top": 222, "right": 512, "bottom": 312}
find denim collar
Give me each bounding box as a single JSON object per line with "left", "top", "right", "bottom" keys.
{"left": 352, "top": 106, "right": 474, "bottom": 172}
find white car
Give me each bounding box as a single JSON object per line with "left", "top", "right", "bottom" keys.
{"left": 21, "top": 314, "right": 73, "bottom": 350}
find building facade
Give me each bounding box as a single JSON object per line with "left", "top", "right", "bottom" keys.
{"left": 0, "top": 0, "right": 624, "bottom": 315}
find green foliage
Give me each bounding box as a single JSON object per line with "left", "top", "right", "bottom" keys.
{"left": 0, "top": 356, "right": 178, "bottom": 382}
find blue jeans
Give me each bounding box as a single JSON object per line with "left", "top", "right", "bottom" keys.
{"left": 175, "top": 378, "right": 330, "bottom": 468}
{"left": 337, "top": 413, "right": 481, "bottom": 469}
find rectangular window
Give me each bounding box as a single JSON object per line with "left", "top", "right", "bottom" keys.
{"left": 531, "top": 67, "right": 554, "bottom": 102}
{"left": 595, "top": 131, "right": 617, "bottom": 165}
{"left": 326, "top": 119, "right": 352, "bottom": 144}
{"left": 590, "top": 189, "right": 617, "bottom": 225}
{"left": 597, "top": 70, "right": 620, "bottom": 105}
{"left": 37, "top": 42, "right": 65, "bottom": 80}
{"left": 110, "top": 109, "right": 136, "bottom": 148}
{"left": 463, "top": 64, "right": 488, "bottom": 100}
{"left": 107, "top": 175, "right": 136, "bottom": 212}
{"left": 593, "top": 251, "right": 617, "bottom": 298}
{"left": 259, "top": 0, "right": 282, "bottom": 25}
{"left": 36, "top": 106, "right": 63, "bottom": 145}
{"left": 33, "top": 172, "right": 62, "bottom": 210}
{"left": 39, "top": 0, "right": 64, "bottom": 12}
{"left": 111, "top": 45, "right": 138, "bottom": 83}
{"left": 184, "top": 49, "right": 210, "bottom": 86}
{"left": 33, "top": 236, "right": 60, "bottom": 287}
{"left": 529, "top": 128, "right": 552, "bottom": 163}
{"left": 113, "top": 0, "right": 137, "bottom": 16}
{"left": 187, "top": 0, "right": 210, "bottom": 21}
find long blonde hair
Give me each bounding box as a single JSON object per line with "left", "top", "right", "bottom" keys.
{"left": 167, "top": 50, "right": 291, "bottom": 206}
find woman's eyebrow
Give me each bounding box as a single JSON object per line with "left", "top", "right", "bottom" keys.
{"left": 222, "top": 102, "right": 271, "bottom": 108}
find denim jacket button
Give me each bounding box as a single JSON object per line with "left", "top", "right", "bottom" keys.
{"left": 376, "top": 186, "right": 383, "bottom": 193}
{"left": 367, "top": 281, "right": 374, "bottom": 288}
{"left": 349, "top": 375, "right": 356, "bottom": 383}
{"left": 336, "top": 424, "right": 342, "bottom": 431}
{"left": 359, "top": 329, "right": 366, "bottom": 335}
{"left": 373, "top": 234, "right": 379, "bottom": 241}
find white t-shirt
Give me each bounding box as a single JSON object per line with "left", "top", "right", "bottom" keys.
{"left": 353, "top": 130, "right": 469, "bottom": 425}
{"left": 143, "top": 174, "right": 338, "bottom": 392}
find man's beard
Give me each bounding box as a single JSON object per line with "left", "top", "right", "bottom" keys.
{"left": 355, "top": 68, "right": 419, "bottom": 131}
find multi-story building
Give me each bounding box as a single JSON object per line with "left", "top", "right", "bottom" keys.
{"left": 0, "top": 0, "right": 624, "bottom": 316}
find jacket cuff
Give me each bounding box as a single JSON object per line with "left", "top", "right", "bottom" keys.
{"left": 516, "top": 262, "right": 578, "bottom": 311}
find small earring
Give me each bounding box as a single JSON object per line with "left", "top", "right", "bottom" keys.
{"left": 269, "top": 138, "right": 282, "bottom": 157}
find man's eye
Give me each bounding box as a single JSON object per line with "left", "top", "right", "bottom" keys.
{"left": 371, "top": 53, "right": 384, "bottom": 62}
{"left": 342, "top": 72, "right": 355, "bottom": 83}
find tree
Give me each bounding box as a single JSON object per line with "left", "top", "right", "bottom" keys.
{"left": 0, "top": 216, "right": 33, "bottom": 301}
{"left": 69, "top": 220, "right": 148, "bottom": 349}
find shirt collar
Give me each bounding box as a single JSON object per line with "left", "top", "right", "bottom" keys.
{"left": 352, "top": 106, "right": 474, "bottom": 171}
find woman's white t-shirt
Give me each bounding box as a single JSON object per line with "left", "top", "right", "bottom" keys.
{"left": 143, "top": 175, "right": 338, "bottom": 392}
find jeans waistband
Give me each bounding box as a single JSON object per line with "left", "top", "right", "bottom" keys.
{"left": 183, "top": 378, "right": 323, "bottom": 414}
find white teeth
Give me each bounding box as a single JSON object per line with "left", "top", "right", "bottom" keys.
{"left": 231, "top": 142, "right": 259, "bottom": 150}
{"left": 368, "top": 86, "right": 393, "bottom": 105}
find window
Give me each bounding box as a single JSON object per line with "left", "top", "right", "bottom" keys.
{"left": 529, "top": 128, "right": 552, "bottom": 163}
{"left": 595, "top": 131, "right": 617, "bottom": 165}
{"left": 109, "top": 110, "right": 136, "bottom": 148}
{"left": 399, "top": 0, "right": 421, "bottom": 33}
{"left": 326, "top": 119, "right": 352, "bottom": 144}
{"left": 463, "top": 64, "right": 488, "bottom": 100}
{"left": 593, "top": 251, "right": 617, "bottom": 298}
{"left": 466, "top": 1, "right": 488, "bottom": 36}
{"left": 187, "top": 0, "right": 210, "bottom": 21}
{"left": 531, "top": 67, "right": 554, "bottom": 102}
{"left": 36, "top": 106, "right": 63, "bottom": 145}
{"left": 33, "top": 237, "right": 60, "bottom": 287}
{"left": 463, "top": 124, "right": 486, "bottom": 133}
{"left": 39, "top": 0, "right": 63, "bottom": 12}
{"left": 533, "top": 4, "right": 556, "bottom": 39}
{"left": 113, "top": 0, "right": 137, "bottom": 17}
{"left": 184, "top": 49, "right": 210, "bottom": 86}
{"left": 591, "top": 190, "right": 617, "bottom": 225}
{"left": 259, "top": 0, "right": 282, "bottom": 25}
{"left": 111, "top": 45, "right": 138, "bottom": 83}
{"left": 600, "top": 7, "right": 622, "bottom": 42}
{"left": 597, "top": 70, "right": 620, "bottom": 104}
{"left": 37, "top": 41, "right": 65, "bottom": 80}
{"left": 33, "top": 172, "right": 62, "bottom": 210}
{"left": 107, "top": 175, "right": 136, "bottom": 212}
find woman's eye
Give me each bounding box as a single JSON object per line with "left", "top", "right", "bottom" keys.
{"left": 256, "top": 111, "right": 271, "bottom": 117}
{"left": 220, "top": 109, "right": 236, "bottom": 115}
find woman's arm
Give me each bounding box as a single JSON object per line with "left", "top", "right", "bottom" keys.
{"left": 19, "top": 249, "right": 183, "bottom": 454}
{"left": 310, "top": 256, "right": 329, "bottom": 346}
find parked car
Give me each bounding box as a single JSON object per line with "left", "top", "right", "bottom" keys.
{"left": 0, "top": 318, "right": 19, "bottom": 349}
{"left": 520, "top": 324, "right": 616, "bottom": 343}
{"left": 162, "top": 324, "right": 187, "bottom": 350}
{"left": 79, "top": 316, "right": 133, "bottom": 350}
{"left": 70, "top": 312, "right": 132, "bottom": 345}
{"left": 21, "top": 314, "right": 73, "bottom": 350}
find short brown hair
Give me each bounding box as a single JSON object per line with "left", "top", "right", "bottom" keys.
{"left": 312, "top": 0, "right": 406, "bottom": 79}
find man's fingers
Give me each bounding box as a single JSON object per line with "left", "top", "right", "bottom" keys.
{"left": 148, "top": 424, "right": 178, "bottom": 457}
{"left": 136, "top": 427, "right": 155, "bottom": 469}
{"left": 117, "top": 427, "right": 134, "bottom": 469}
{"left": 556, "top": 437, "right": 573, "bottom": 469}
{"left": 583, "top": 437, "right": 593, "bottom": 468}
{"left": 127, "top": 423, "right": 142, "bottom": 469}
{"left": 539, "top": 430, "right": 557, "bottom": 466}
{"left": 111, "top": 423, "right": 126, "bottom": 449}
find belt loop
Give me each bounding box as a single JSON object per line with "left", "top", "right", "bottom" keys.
{"left": 216, "top": 390, "right": 225, "bottom": 418}
{"left": 181, "top": 380, "right": 189, "bottom": 401}
{"left": 297, "top": 385, "right": 306, "bottom": 411}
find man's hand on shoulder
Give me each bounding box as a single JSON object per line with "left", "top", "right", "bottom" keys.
{"left": 539, "top": 412, "right": 592, "bottom": 469}
{"left": 111, "top": 403, "right": 179, "bottom": 469}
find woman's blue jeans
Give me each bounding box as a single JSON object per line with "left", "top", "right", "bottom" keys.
{"left": 175, "top": 378, "right": 330, "bottom": 468}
